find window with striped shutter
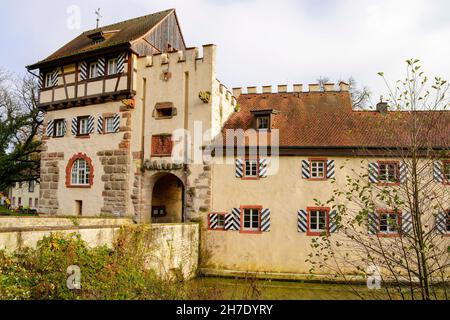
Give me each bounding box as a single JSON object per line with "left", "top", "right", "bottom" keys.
{"left": 259, "top": 158, "right": 268, "bottom": 178}
{"left": 261, "top": 208, "right": 271, "bottom": 232}
{"left": 88, "top": 116, "right": 95, "bottom": 134}
{"left": 297, "top": 209, "right": 308, "bottom": 233}
{"left": 326, "top": 160, "right": 335, "bottom": 179}
{"left": 436, "top": 212, "right": 449, "bottom": 235}
{"left": 368, "top": 212, "right": 378, "bottom": 235}
{"left": 71, "top": 118, "right": 78, "bottom": 135}
{"left": 97, "top": 116, "right": 104, "bottom": 134}
{"left": 301, "top": 160, "right": 310, "bottom": 179}
{"left": 46, "top": 120, "right": 54, "bottom": 137}
{"left": 402, "top": 212, "right": 413, "bottom": 235}
{"left": 117, "top": 53, "right": 126, "bottom": 73}
{"left": 225, "top": 208, "right": 240, "bottom": 231}
{"left": 79, "top": 61, "right": 88, "bottom": 81}
{"left": 368, "top": 162, "right": 379, "bottom": 183}
{"left": 235, "top": 159, "right": 243, "bottom": 178}
{"left": 434, "top": 161, "right": 444, "bottom": 183}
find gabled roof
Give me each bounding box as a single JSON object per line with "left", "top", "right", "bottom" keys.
{"left": 28, "top": 8, "right": 182, "bottom": 70}
{"left": 222, "top": 91, "right": 450, "bottom": 150}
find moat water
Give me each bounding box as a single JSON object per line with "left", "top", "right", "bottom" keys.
{"left": 192, "top": 277, "right": 375, "bottom": 300}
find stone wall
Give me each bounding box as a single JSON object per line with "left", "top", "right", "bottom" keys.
{"left": 0, "top": 217, "right": 199, "bottom": 280}
{"left": 39, "top": 145, "right": 65, "bottom": 215}
{"left": 98, "top": 150, "right": 131, "bottom": 216}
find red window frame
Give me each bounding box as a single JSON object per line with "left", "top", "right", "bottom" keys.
{"left": 307, "top": 207, "right": 330, "bottom": 236}
{"left": 309, "top": 158, "right": 328, "bottom": 181}
{"left": 208, "top": 212, "right": 227, "bottom": 231}
{"left": 242, "top": 157, "right": 259, "bottom": 180}
{"left": 376, "top": 209, "right": 402, "bottom": 238}
{"left": 240, "top": 205, "right": 263, "bottom": 234}
{"left": 443, "top": 160, "right": 450, "bottom": 185}
{"left": 377, "top": 161, "right": 400, "bottom": 186}
{"left": 65, "top": 153, "right": 94, "bottom": 188}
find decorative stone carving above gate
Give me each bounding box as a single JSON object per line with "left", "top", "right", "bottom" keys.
{"left": 143, "top": 159, "right": 184, "bottom": 171}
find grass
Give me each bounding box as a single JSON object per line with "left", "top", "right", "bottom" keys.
{"left": 0, "top": 205, "right": 38, "bottom": 217}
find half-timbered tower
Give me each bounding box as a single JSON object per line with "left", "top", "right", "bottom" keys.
{"left": 27, "top": 9, "right": 236, "bottom": 221}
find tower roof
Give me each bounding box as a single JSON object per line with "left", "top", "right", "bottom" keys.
{"left": 28, "top": 8, "right": 184, "bottom": 70}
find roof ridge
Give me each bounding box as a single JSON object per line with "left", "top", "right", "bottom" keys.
{"left": 82, "top": 8, "right": 174, "bottom": 35}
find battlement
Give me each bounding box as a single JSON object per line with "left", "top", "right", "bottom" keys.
{"left": 232, "top": 82, "right": 349, "bottom": 98}
{"left": 144, "top": 44, "right": 216, "bottom": 68}
{"left": 218, "top": 80, "right": 237, "bottom": 107}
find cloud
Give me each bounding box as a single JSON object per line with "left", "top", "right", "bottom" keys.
{"left": 1, "top": 0, "right": 449, "bottom": 104}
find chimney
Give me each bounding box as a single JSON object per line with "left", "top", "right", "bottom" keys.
{"left": 376, "top": 99, "right": 389, "bottom": 115}
{"left": 324, "top": 83, "right": 335, "bottom": 92}
{"left": 233, "top": 87, "right": 242, "bottom": 98}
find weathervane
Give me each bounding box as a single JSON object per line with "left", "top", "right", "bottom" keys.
{"left": 95, "top": 8, "right": 102, "bottom": 28}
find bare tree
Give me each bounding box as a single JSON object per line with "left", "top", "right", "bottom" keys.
{"left": 0, "top": 68, "right": 43, "bottom": 191}
{"left": 317, "top": 76, "right": 371, "bottom": 109}
{"left": 309, "top": 60, "right": 450, "bottom": 300}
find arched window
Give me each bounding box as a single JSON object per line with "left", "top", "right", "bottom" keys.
{"left": 66, "top": 153, "right": 94, "bottom": 188}
{"left": 71, "top": 159, "right": 90, "bottom": 185}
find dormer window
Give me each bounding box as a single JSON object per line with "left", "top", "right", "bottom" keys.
{"left": 89, "top": 62, "right": 99, "bottom": 78}
{"left": 256, "top": 116, "right": 270, "bottom": 130}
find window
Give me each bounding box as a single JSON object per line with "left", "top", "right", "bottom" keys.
{"left": 28, "top": 180, "right": 35, "bottom": 193}
{"left": 157, "top": 108, "right": 174, "bottom": 118}
{"left": 310, "top": 160, "right": 326, "bottom": 179}
{"left": 78, "top": 117, "right": 89, "bottom": 135}
{"left": 107, "top": 58, "right": 118, "bottom": 75}
{"left": 242, "top": 207, "right": 261, "bottom": 232}
{"left": 44, "top": 73, "right": 53, "bottom": 88}
{"left": 105, "top": 117, "right": 115, "bottom": 133}
{"left": 256, "top": 116, "right": 270, "bottom": 130}
{"left": 444, "top": 161, "right": 450, "bottom": 182}
{"left": 378, "top": 162, "right": 399, "bottom": 184}
{"left": 151, "top": 135, "right": 173, "bottom": 157}
{"left": 28, "top": 198, "right": 32, "bottom": 207}
{"left": 54, "top": 119, "right": 65, "bottom": 137}
{"left": 35, "top": 198, "right": 38, "bottom": 208}
{"left": 217, "top": 214, "right": 225, "bottom": 229}
{"left": 89, "top": 62, "right": 99, "bottom": 78}
{"left": 12, "top": 197, "right": 15, "bottom": 206}
{"left": 308, "top": 208, "right": 329, "bottom": 235}
{"left": 19, "top": 182, "right": 23, "bottom": 188}
{"left": 152, "top": 206, "right": 167, "bottom": 218}
{"left": 71, "top": 159, "right": 91, "bottom": 186}
{"left": 154, "top": 102, "right": 175, "bottom": 119}
{"left": 18, "top": 197, "right": 22, "bottom": 206}
{"left": 244, "top": 159, "right": 258, "bottom": 178}
{"left": 378, "top": 212, "right": 400, "bottom": 235}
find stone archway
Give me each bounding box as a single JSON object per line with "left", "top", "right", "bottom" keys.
{"left": 150, "top": 173, "right": 185, "bottom": 224}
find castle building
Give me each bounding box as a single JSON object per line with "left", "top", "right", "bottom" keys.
{"left": 27, "top": 9, "right": 449, "bottom": 277}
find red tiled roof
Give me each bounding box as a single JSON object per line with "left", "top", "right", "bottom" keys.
{"left": 222, "top": 91, "right": 450, "bottom": 149}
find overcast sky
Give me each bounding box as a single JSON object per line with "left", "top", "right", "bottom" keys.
{"left": 1, "top": 0, "right": 449, "bottom": 105}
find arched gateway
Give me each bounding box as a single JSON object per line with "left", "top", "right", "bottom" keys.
{"left": 151, "top": 173, "right": 185, "bottom": 223}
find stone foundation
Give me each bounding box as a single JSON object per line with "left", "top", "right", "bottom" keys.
{"left": 39, "top": 149, "right": 65, "bottom": 215}
{"left": 98, "top": 150, "right": 131, "bottom": 216}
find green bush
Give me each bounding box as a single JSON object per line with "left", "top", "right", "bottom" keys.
{"left": 0, "top": 226, "right": 216, "bottom": 300}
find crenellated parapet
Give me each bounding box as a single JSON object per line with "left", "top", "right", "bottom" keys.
{"left": 232, "top": 81, "right": 349, "bottom": 97}
{"left": 144, "top": 44, "right": 216, "bottom": 69}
